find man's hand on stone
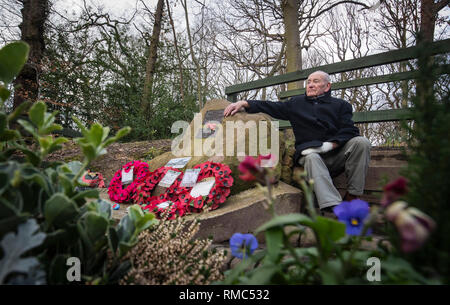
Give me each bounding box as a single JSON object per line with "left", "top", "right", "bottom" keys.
{"left": 301, "top": 142, "right": 337, "bottom": 155}
{"left": 224, "top": 100, "right": 248, "bottom": 117}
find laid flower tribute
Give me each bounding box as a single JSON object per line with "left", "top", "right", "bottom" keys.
{"left": 184, "top": 161, "right": 234, "bottom": 212}
{"left": 81, "top": 170, "right": 106, "bottom": 188}
{"left": 108, "top": 160, "right": 150, "bottom": 203}
{"left": 131, "top": 166, "right": 183, "bottom": 205}
{"left": 107, "top": 160, "right": 234, "bottom": 219}
{"left": 136, "top": 166, "right": 186, "bottom": 219}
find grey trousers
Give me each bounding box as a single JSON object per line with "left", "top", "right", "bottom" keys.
{"left": 298, "top": 136, "right": 371, "bottom": 209}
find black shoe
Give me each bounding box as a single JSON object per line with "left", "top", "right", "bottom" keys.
{"left": 320, "top": 206, "right": 337, "bottom": 219}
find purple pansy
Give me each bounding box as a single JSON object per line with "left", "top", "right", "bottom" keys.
{"left": 229, "top": 233, "right": 259, "bottom": 259}
{"left": 333, "top": 199, "right": 371, "bottom": 236}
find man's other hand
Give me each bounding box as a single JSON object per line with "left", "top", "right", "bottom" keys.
{"left": 301, "top": 142, "right": 337, "bottom": 155}
{"left": 224, "top": 100, "right": 249, "bottom": 117}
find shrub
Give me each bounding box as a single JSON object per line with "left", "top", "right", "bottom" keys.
{"left": 400, "top": 42, "right": 450, "bottom": 283}
{"left": 120, "top": 215, "right": 226, "bottom": 285}
{"left": 0, "top": 41, "right": 158, "bottom": 284}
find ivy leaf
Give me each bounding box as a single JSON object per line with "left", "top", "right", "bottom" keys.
{"left": 0, "top": 42, "right": 29, "bottom": 84}
{"left": 44, "top": 193, "right": 79, "bottom": 229}
{"left": 0, "top": 219, "right": 46, "bottom": 284}
{"left": 29, "top": 102, "right": 46, "bottom": 129}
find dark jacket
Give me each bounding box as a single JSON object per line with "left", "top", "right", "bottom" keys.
{"left": 246, "top": 90, "right": 360, "bottom": 165}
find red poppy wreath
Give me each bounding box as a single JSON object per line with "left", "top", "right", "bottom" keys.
{"left": 132, "top": 166, "right": 184, "bottom": 206}
{"left": 81, "top": 170, "right": 106, "bottom": 188}
{"left": 142, "top": 191, "right": 188, "bottom": 220}
{"left": 108, "top": 160, "right": 150, "bottom": 203}
{"left": 176, "top": 161, "right": 234, "bottom": 213}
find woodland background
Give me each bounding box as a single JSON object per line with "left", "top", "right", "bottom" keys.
{"left": 1, "top": 0, "right": 449, "bottom": 144}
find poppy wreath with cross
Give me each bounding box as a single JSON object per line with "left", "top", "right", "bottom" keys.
{"left": 142, "top": 191, "right": 188, "bottom": 220}
{"left": 132, "top": 166, "right": 184, "bottom": 207}
{"left": 108, "top": 160, "right": 150, "bottom": 203}
{"left": 81, "top": 170, "right": 106, "bottom": 188}
{"left": 176, "top": 161, "right": 234, "bottom": 213}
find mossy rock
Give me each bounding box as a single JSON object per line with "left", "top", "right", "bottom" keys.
{"left": 146, "top": 99, "right": 282, "bottom": 196}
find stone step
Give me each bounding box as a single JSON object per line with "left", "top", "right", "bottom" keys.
{"left": 333, "top": 165, "right": 406, "bottom": 192}
{"left": 107, "top": 181, "right": 303, "bottom": 243}
{"left": 185, "top": 181, "right": 302, "bottom": 243}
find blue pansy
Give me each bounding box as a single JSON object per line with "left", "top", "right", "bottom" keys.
{"left": 333, "top": 199, "right": 371, "bottom": 236}
{"left": 229, "top": 233, "right": 258, "bottom": 259}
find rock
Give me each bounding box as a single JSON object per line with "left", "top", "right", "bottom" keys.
{"left": 146, "top": 99, "right": 282, "bottom": 196}
{"left": 182, "top": 181, "right": 302, "bottom": 243}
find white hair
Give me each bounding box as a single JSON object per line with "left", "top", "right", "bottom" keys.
{"left": 310, "top": 70, "right": 331, "bottom": 84}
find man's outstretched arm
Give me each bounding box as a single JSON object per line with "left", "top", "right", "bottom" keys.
{"left": 224, "top": 100, "right": 249, "bottom": 117}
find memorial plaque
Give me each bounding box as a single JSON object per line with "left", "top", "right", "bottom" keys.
{"left": 203, "top": 109, "right": 224, "bottom": 124}
{"left": 158, "top": 170, "right": 182, "bottom": 188}
{"left": 196, "top": 109, "right": 225, "bottom": 138}
{"left": 165, "top": 157, "right": 191, "bottom": 168}
{"left": 121, "top": 167, "right": 134, "bottom": 185}
{"left": 190, "top": 178, "right": 215, "bottom": 197}
{"left": 180, "top": 168, "right": 201, "bottom": 187}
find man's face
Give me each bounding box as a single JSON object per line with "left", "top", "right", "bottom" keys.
{"left": 306, "top": 72, "right": 331, "bottom": 97}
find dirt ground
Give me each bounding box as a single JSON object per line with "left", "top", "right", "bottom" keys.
{"left": 45, "top": 138, "right": 173, "bottom": 185}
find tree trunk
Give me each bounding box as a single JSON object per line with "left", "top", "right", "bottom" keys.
{"left": 142, "top": 0, "right": 165, "bottom": 115}
{"left": 166, "top": 0, "right": 185, "bottom": 103}
{"left": 418, "top": 0, "right": 436, "bottom": 43}
{"left": 416, "top": 0, "right": 447, "bottom": 103}
{"left": 13, "top": 0, "right": 48, "bottom": 109}
{"left": 182, "top": 0, "right": 203, "bottom": 110}
{"left": 282, "top": 0, "right": 302, "bottom": 90}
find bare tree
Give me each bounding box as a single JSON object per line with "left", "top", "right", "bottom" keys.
{"left": 166, "top": 0, "right": 185, "bottom": 103}
{"left": 419, "top": 0, "right": 449, "bottom": 43}
{"left": 13, "top": 0, "right": 49, "bottom": 109}
{"left": 141, "top": 0, "right": 165, "bottom": 116}
{"left": 182, "top": 0, "right": 204, "bottom": 109}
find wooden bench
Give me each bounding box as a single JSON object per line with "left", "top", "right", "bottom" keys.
{"left": 225, "top": 39, "right": 450, "bottom": 204}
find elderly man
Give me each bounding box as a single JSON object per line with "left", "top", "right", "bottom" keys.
{"left": 224, "top": 70, "right": 371, "bottom": 215}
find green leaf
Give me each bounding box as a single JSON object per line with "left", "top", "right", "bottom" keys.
{"left": 87, "top": 123, "right": 104, "bottom": 146}
{"left": 80, "top": 212, "right": 108, "bottom": 244}
{"left": 44, "top": 193, "right": 79, "bottom": 229}
{"left": 264, "top": 228, "right": 284, "bottom": 263}
{"left": 48, "top": 255, "right": 70, "bottom": 284}
{"left": 7, "top": 101, "right": 31, "bottom": 123}
{"left": 221, "top": 250, "right": 266, "bottom": 284}
{"left": 0, "top": 113, "right": 6, "bottom": 133}
{"left": 66, "top": 161, "right": 83, "bottom": 175}
{"left": 103, "top": 127, "right": 131, "bottom": 147}
{"left": 0, "top": 85, "right": 10, "bottom": 103}
{"left": 0, "top": 219, "right": 45, "bottom": 284}
{"left": 246, "top": 264, "right": 279, "bottom": 285}
{"left": 71, "top": 189, "right": 99, "bottom": 205}
{"left": 0, "top": 129, "right": 20, "bottom": 141}
{"left": 318, "top": 259, "right": 344, "bottom": 285}
{"left": 0, "top": 41, "right": 29, "bottom": 84}
{"left": 17, "top": 119, "right": 37, "bottom": 137}
{"left": 72, "top": 116, "right": 88, "bottom": 137}
{"left": 108, "top": 261, "right": 131, "bottom": 284}
{"left": 255, "top": 213, "right": 313, "bottom": 233}
{"left": 108, "top": 227, "right": 119, "bottom": 254}
{"left": 29, "top": 101, "right": 46, "bottom": 129}
{"left": 135, "top": 212, "right": 158, "bottom": 233}
{"left": 75, "top": 141, "right": 96, "bottom": 161}
{"left": 86, "top": 199, "right": 112, "bottom": 219}
{"left": 310, "top": 216, "right": 346, "bottom": 256}
{"left": 20, "top": 148, "right": 42, "bottom": 167}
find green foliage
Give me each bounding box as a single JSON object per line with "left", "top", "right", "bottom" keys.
{"left": 40, "top": 18, "right": 201, "bottom": 141}
{"left": 220, "top": 172, "right": 437, "bottom": 285}
{"left": 401, "top": 43, "right": 450, "bottom": 283}
{"left": 0, "top": 42, "right": 158, "bottom": 284}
